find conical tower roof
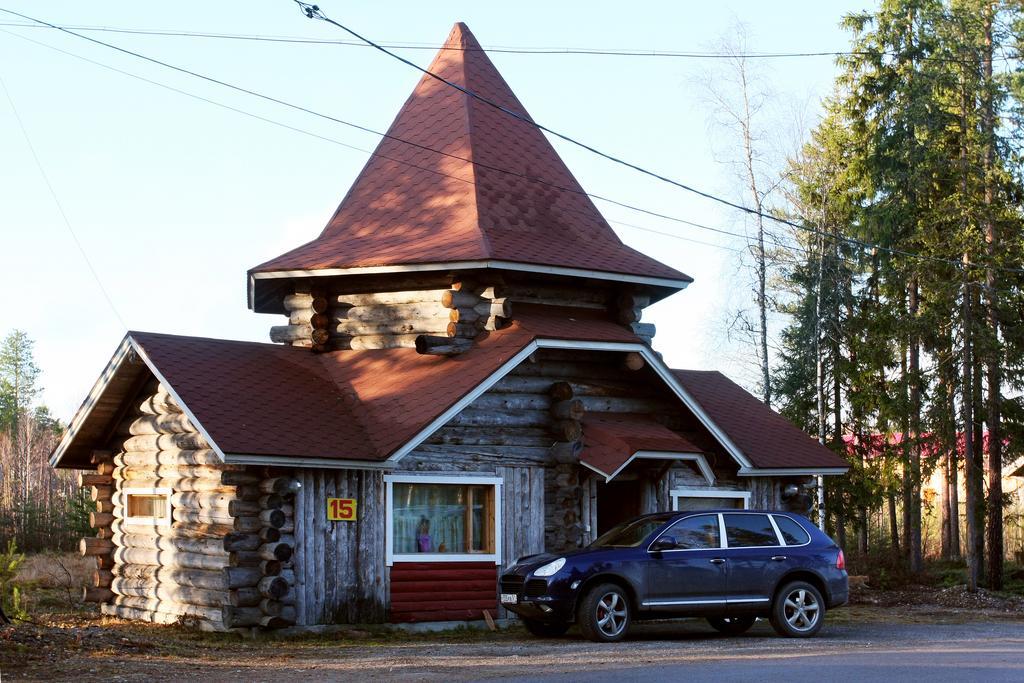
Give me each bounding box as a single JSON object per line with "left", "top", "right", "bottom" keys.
{"left": 249, "top": 23, "right": 690, "bottom": 307}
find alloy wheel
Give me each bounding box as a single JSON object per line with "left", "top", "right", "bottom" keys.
{"left": 595, "top": 591, "right": 628, "bottom": 638}
{"left": 782, "top": 587, "right": 820, "bottom": 632}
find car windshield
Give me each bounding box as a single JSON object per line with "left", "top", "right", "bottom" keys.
{"left": 590, "top": 514, "right": 675, "bottom": 548}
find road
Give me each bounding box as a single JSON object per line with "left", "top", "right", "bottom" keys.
{"left": 501, "top": 620, "right": 1024, "bottom": 683}
{"left": 504, "top": 622, "right": 1024, "bottom": 682}
{"left": 7, "top": 614, "right": 1024, "bottom": 681}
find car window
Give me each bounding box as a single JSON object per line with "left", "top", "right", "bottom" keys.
{"left": 773, "top": 515, "right": 811, "bottom": 546}
{"left": 590, "top": 514, "right": 674, "bottom": 548}
{"left": 723, "top": 513, "right": 780, "bottom": 548}
{"left": 663, "top": 514, "right": 721, "bottom": 550}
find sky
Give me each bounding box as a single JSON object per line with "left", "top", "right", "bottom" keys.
{"left": 0, "top": 0, "right": 873, "bottom": 421}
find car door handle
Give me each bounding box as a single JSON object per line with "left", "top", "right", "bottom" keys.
{"left": 771, "top": 555, "right": 788, "bottom": 561}
{"left": 709, "top": 558, "right": 726, "bottom": 565}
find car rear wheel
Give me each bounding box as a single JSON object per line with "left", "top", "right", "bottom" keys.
{"left": 522, "top": 618, "right": 570, "bottom": 638}
{"left": 707, "top": 615, "right": 756, "bottom": 636}
{"left": 577, "top": 583, "right": 631, "bottom": 643}
{"left": 770, "top": 581, "right": 825, "bottom": 638}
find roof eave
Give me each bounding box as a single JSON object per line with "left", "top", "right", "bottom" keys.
{"left": 50, "top": 334, "right": 231, "bottom": 470}
{"left": 737, "top": 467, "right": 849, "bottom": 477}
{"left": 247, "top": 260, "right": 692, "bottom": 312}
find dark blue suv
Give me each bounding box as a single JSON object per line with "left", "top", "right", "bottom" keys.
{"left": 499, "top": 510, "right": 847, "bottom": 642}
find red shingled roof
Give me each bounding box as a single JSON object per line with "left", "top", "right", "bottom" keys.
{"left": 131, "top": 309, "right": 639, "bottom": 462}
{"left": 672, "top": 370, "right": 850, "bottom": 470}
{"left": 581, "top": 413, "right": 703, "bottom": 480}
{"left": 250, "top": 22, "right": 690, "bottom": 287}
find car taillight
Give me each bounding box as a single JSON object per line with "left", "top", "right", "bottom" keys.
{"left": 836, "top": 549, "right": 846, "bottom": 570}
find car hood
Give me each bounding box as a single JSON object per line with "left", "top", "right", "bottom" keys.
{"left": 506, "top": 546, "right": 615, "bottom": 574}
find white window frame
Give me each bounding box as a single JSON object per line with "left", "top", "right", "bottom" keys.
{"left": 669, "top": 488, "right": 751, "bottom": 511}
{"left": 122, "top": 486, "right": 172, "bottom": 527}
{"left": 384, "top": 474, "right": 503, "bottom": 566}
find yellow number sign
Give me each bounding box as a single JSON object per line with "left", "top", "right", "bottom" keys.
{"left": 327, "top": 497, "right": 357, "bottom": 521}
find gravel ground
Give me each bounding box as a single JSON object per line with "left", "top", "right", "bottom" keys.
{"left": 3, "top": 589, "right": 1023, "bottom": 681}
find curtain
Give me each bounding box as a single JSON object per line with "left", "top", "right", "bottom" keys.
{"left": 393, "top": 483, "right": 489, "bottom": 554}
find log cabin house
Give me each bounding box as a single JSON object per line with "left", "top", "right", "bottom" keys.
{"left": 50, "top": 23, "right": 849, "bottom": 631}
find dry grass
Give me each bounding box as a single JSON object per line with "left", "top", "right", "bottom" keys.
{"left": 15, "top": 552, "right": 92, "bottom": 589}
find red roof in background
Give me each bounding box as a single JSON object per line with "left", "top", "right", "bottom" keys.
{"left": 844, "top": 431, "right": 1000, "bottom": 458}
{"left": 672, "top": 370, "right": 850, "bottom": 471}
{"left": 250, "top": 23, "right": 690, "bottom": 286}
{"left": 131, "top": 308, "right": 639, "bottom": 462}
{"left": 581, "top": 413, "right": 703, "bottom": 479}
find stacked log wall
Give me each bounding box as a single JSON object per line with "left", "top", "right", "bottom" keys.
{"left": 268, "top": 277, "right": 659, "bottom": 353}
{"left": 405, "top": 348, "right": 717, "bottom": 556}
{"left": 85, "top": 381, "right": 296, "bottom": 631}
{"left": 79, "top": 451, "right": 115, "bottom": 603}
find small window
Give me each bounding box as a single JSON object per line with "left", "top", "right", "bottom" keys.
{"left": 665, "top": 514, "right": 721, "bottom": 550}
{"left": 392, "top": 482, "right": 496, "bottom": 556}
{"left": 773, "top": 515, "right": 811, "bottom": 546}
{"left": 124, "top": 488, "right": 171, "bottom": 525}
{"left": 724, "top": 513, "right": 780, "bottom": 548}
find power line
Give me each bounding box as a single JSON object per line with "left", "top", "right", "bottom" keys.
{"left": 0, "top": 20, "right": 896, "bottom": 59}
{"left": 5, "top": 26, "right": 1015, "bottom": 300}
{"left": 1, "top": 19, "right": 1017, "bottom": 63}
{"left": 3, "top": 5, "right": 1022, "bottom": 278}
{"left": 0, "top": 25, "right": 758, "bottom": 260}
{"left": 0, "top": 8, "right": 787, "bottom": 253}
{"left": 0, "top": 70, "right": 127, "bottom": 329}
{"left": 293, "top": 2, "right": 1024, "bottom": 276}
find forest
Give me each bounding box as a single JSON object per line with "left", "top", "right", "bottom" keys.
{"left": 732, "top": 0, "right": 1024, "bottom": 591}
{"left": 0, "top": 330, "right": 89, "bottom": 555}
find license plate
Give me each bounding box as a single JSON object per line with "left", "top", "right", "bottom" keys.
{"left": 500, "top": 593, "right": 518, "bottom": 605}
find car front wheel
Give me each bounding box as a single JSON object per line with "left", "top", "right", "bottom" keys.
{"left": 577, "top": 583, "right": 631, "bottom": 643}
{"left": 707, "top": 615, "right": 756, "bottom": 636}
{"left": 522, "top": 618, "right": 570, "bottom": 638}
{"left": 770, "top": 581, "right": 825, "bottom": 638}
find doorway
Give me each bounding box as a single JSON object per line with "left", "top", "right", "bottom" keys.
{"left": 596, "top": 479, "right": 643, "bottom": 536}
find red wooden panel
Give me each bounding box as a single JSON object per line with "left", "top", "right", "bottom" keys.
{"left": 390, "top": 562, "right": 497, "bottom": 622}
{"left": 390, "top": 579, "right": 497, "bottom": 594}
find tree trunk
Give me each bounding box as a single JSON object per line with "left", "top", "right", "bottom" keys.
{"left": 961, "top": 275, "right": 980, "bottom": 592}
{"left": 888, "top": 491, "right": 900, "bottom": 551}
{"left": 907, "top": 279, "right": 923, "bottom": 573}
{"left": 981, "top": 4, "right": 1003, "bottom": 592}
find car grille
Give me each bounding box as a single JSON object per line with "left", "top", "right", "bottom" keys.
{"left": 524, "top": 579, "right": 548, "bottom": 598}
{"left": 500, "top": 575, "right": 525, "bottom": 594}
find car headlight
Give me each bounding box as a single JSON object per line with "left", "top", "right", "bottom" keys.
{"left": 534, "top": 558, "right": 566, "bottom": 577}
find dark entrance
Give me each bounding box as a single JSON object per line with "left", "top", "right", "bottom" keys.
{"left": 596, "top": 479, "right": 643, "bottom": 536}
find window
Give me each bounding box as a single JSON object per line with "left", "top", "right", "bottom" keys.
{"left": 669, "top": 489, "right": 751, "bottom": 511}
{"left": 723, "top": 513, "right": 780, "bottom": 548}
{"left": 123, "top": 487, "right": 171, "bottom": 526}
{"left": 591, "top": 514, "right": 675, "bottom": 548}
{"left": 385, "top": 475, "right": 502, "bottom": 564}
{"left": 664, "top": 514, "right": 721, "bottom": 550}
{"left": 772, "top": 515, "right": 811, "bottom": 546}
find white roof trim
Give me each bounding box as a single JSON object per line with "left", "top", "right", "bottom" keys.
{"left": 50, "top": 335, "right": 134, "bottom": 468}
{"left": 737, "top": 467, "right": 848, "bottom": 477}
{"left": 387, "top": 341, "right": 542, "bottom": 462}
{"left": 50, "top": 335, "right": 230, "bottom": 469}
{"left": 589, "top": 450, "right": 716, "bottom": 485}
{"left": 125, "top": 338, "right": 229, "bottom": 466}
{"left": 389, "top": 337, "right": 754, "bottom": 470}
{"left": 534, "top": 339, "right": 755, "bottom": 470}
{"left": 248, "top": 260, "right": 691, "bottom": 308}
{"left": 223, "top": 453, "right": 394, "bottom": 470}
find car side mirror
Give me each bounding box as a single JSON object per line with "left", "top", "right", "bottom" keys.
{"left": 650, "top": 536, "right": 677, "bottom": 552}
